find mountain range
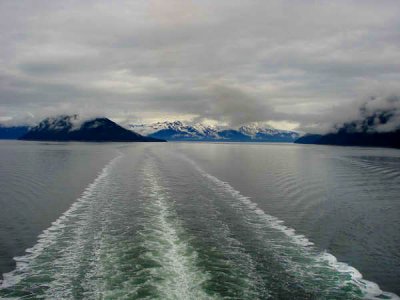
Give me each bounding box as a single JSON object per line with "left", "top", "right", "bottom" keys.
{"left": 3, "top": 112, "right": 399, "bottom": 148}
{"left": 295, "top": 109, "right": 400, "bottom": 148}
{"left": 3, "top": 117, "right": 299, "bottom": 143}
{"left": 130, "top": 121, "right": 299, "bottom": 142}
{"left": 20, "top": 115, "right": 164, "bottom": 142}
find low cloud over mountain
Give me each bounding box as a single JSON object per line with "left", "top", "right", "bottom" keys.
{"left": 20, "top": 115, "right": 164, "bottom": 142}
{"left": 338, "top": 95, "right": 400, "bottom": 134}
{"left": 295, "top": 93, "right": 400, "bottom": 148}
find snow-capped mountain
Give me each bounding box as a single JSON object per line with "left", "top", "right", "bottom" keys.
{"left": 130, "top": 121, "right": 221, "bottom": 140}
{"left": 238, "top": 124, "right": 300, "bottom": 141}
{"left": 130, "top": 121, "right": 299, "bottom": 142}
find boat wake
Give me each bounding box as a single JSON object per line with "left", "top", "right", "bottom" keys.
{"left": 183, "top": 154, "right": 399, "bottom": 299}
{"left": 1, "top": 148, "right": 398, "bottom": 299}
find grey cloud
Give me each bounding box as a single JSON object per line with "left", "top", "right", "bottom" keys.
{"left": 0, "top": 0, "right": 400, "bottom": 130}
{"left": 203, "top": 84, "right": 274, "bottom": 127}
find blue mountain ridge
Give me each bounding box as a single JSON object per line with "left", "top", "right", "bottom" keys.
{"left": 20, "top": 115, "right": 165, "bottom": 142}
{"left": 0, "top": 126, "right": 29, "bottom": 139}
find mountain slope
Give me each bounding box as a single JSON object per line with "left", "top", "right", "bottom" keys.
{"left": 0, "top": 126, "right": 29, "bottom": 139}
{"left": 20, "top": 115, "right": 165, "bottom": 142}
{"left": 295, "top": 131, "right": 400, "bottom": 148}
{"left": 294, "top": 134, "right": 323, "bottom": 144}
{"left": 130, "top": 121, "right": 299, "bottom": 142}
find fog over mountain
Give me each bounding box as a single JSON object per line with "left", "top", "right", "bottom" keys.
{"left": 340, "top": 95, "right": 400, "bottom": 134}
{"left": 295, "top": 93, "right": 400, "bottom": 148}
{"left": 1, "top": 1, "right": 400, "bottom": 131}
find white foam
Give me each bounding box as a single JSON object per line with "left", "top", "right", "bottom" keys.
{"left": 0, "top": 153, "right": 123, "bottom": 290}
{"left": 139, "top": 160, "right": 212, "bottom": 299}
{"left": 183, "top": 155, "right": 400, "bottom": 300}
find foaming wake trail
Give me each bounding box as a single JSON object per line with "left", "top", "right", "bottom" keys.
{"left": 133, "top": 159, "right": 213, "bottom": 299}
{"left": 182, "top": 155, "right": 399, "bottom": 300}
{"left": 0, "top": 151, "right": 215, "bottom": 299}
{"left": 0, "top": 153, "right": 123, "bottom": 299}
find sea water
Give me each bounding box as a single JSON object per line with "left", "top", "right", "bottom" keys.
{"left": 0, "top": 141, "right": 399, "bottom": 299}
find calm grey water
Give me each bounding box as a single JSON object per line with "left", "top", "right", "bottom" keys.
{"left": 0, "top": 141, "right": 399, "bottom": 299}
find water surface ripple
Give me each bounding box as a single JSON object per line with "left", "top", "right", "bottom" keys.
{"left": 0, "top": 142, "right": 399, "bottom": 299}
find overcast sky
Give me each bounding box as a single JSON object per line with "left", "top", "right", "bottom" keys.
{"left": 1, "top": 0, "right": 399, "bottom": 131}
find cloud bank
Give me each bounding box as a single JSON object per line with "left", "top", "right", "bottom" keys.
{"left": 1, "top": 0, "right": 400, "bottom": 131}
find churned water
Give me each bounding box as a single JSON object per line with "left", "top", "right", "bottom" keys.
{"left": 0, "top": 141, "right": 399, "bottom": 299}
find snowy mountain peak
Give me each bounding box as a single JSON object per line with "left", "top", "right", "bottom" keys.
{"left": 130, "top": 121, "right": 220, "bottom": 138}
{"left": 130, "top": 121, "right": 299, "bottom": 142}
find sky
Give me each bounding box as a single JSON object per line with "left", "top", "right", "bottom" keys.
{"left": 0, "top": 0, "right": 400, "bottom": 132}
